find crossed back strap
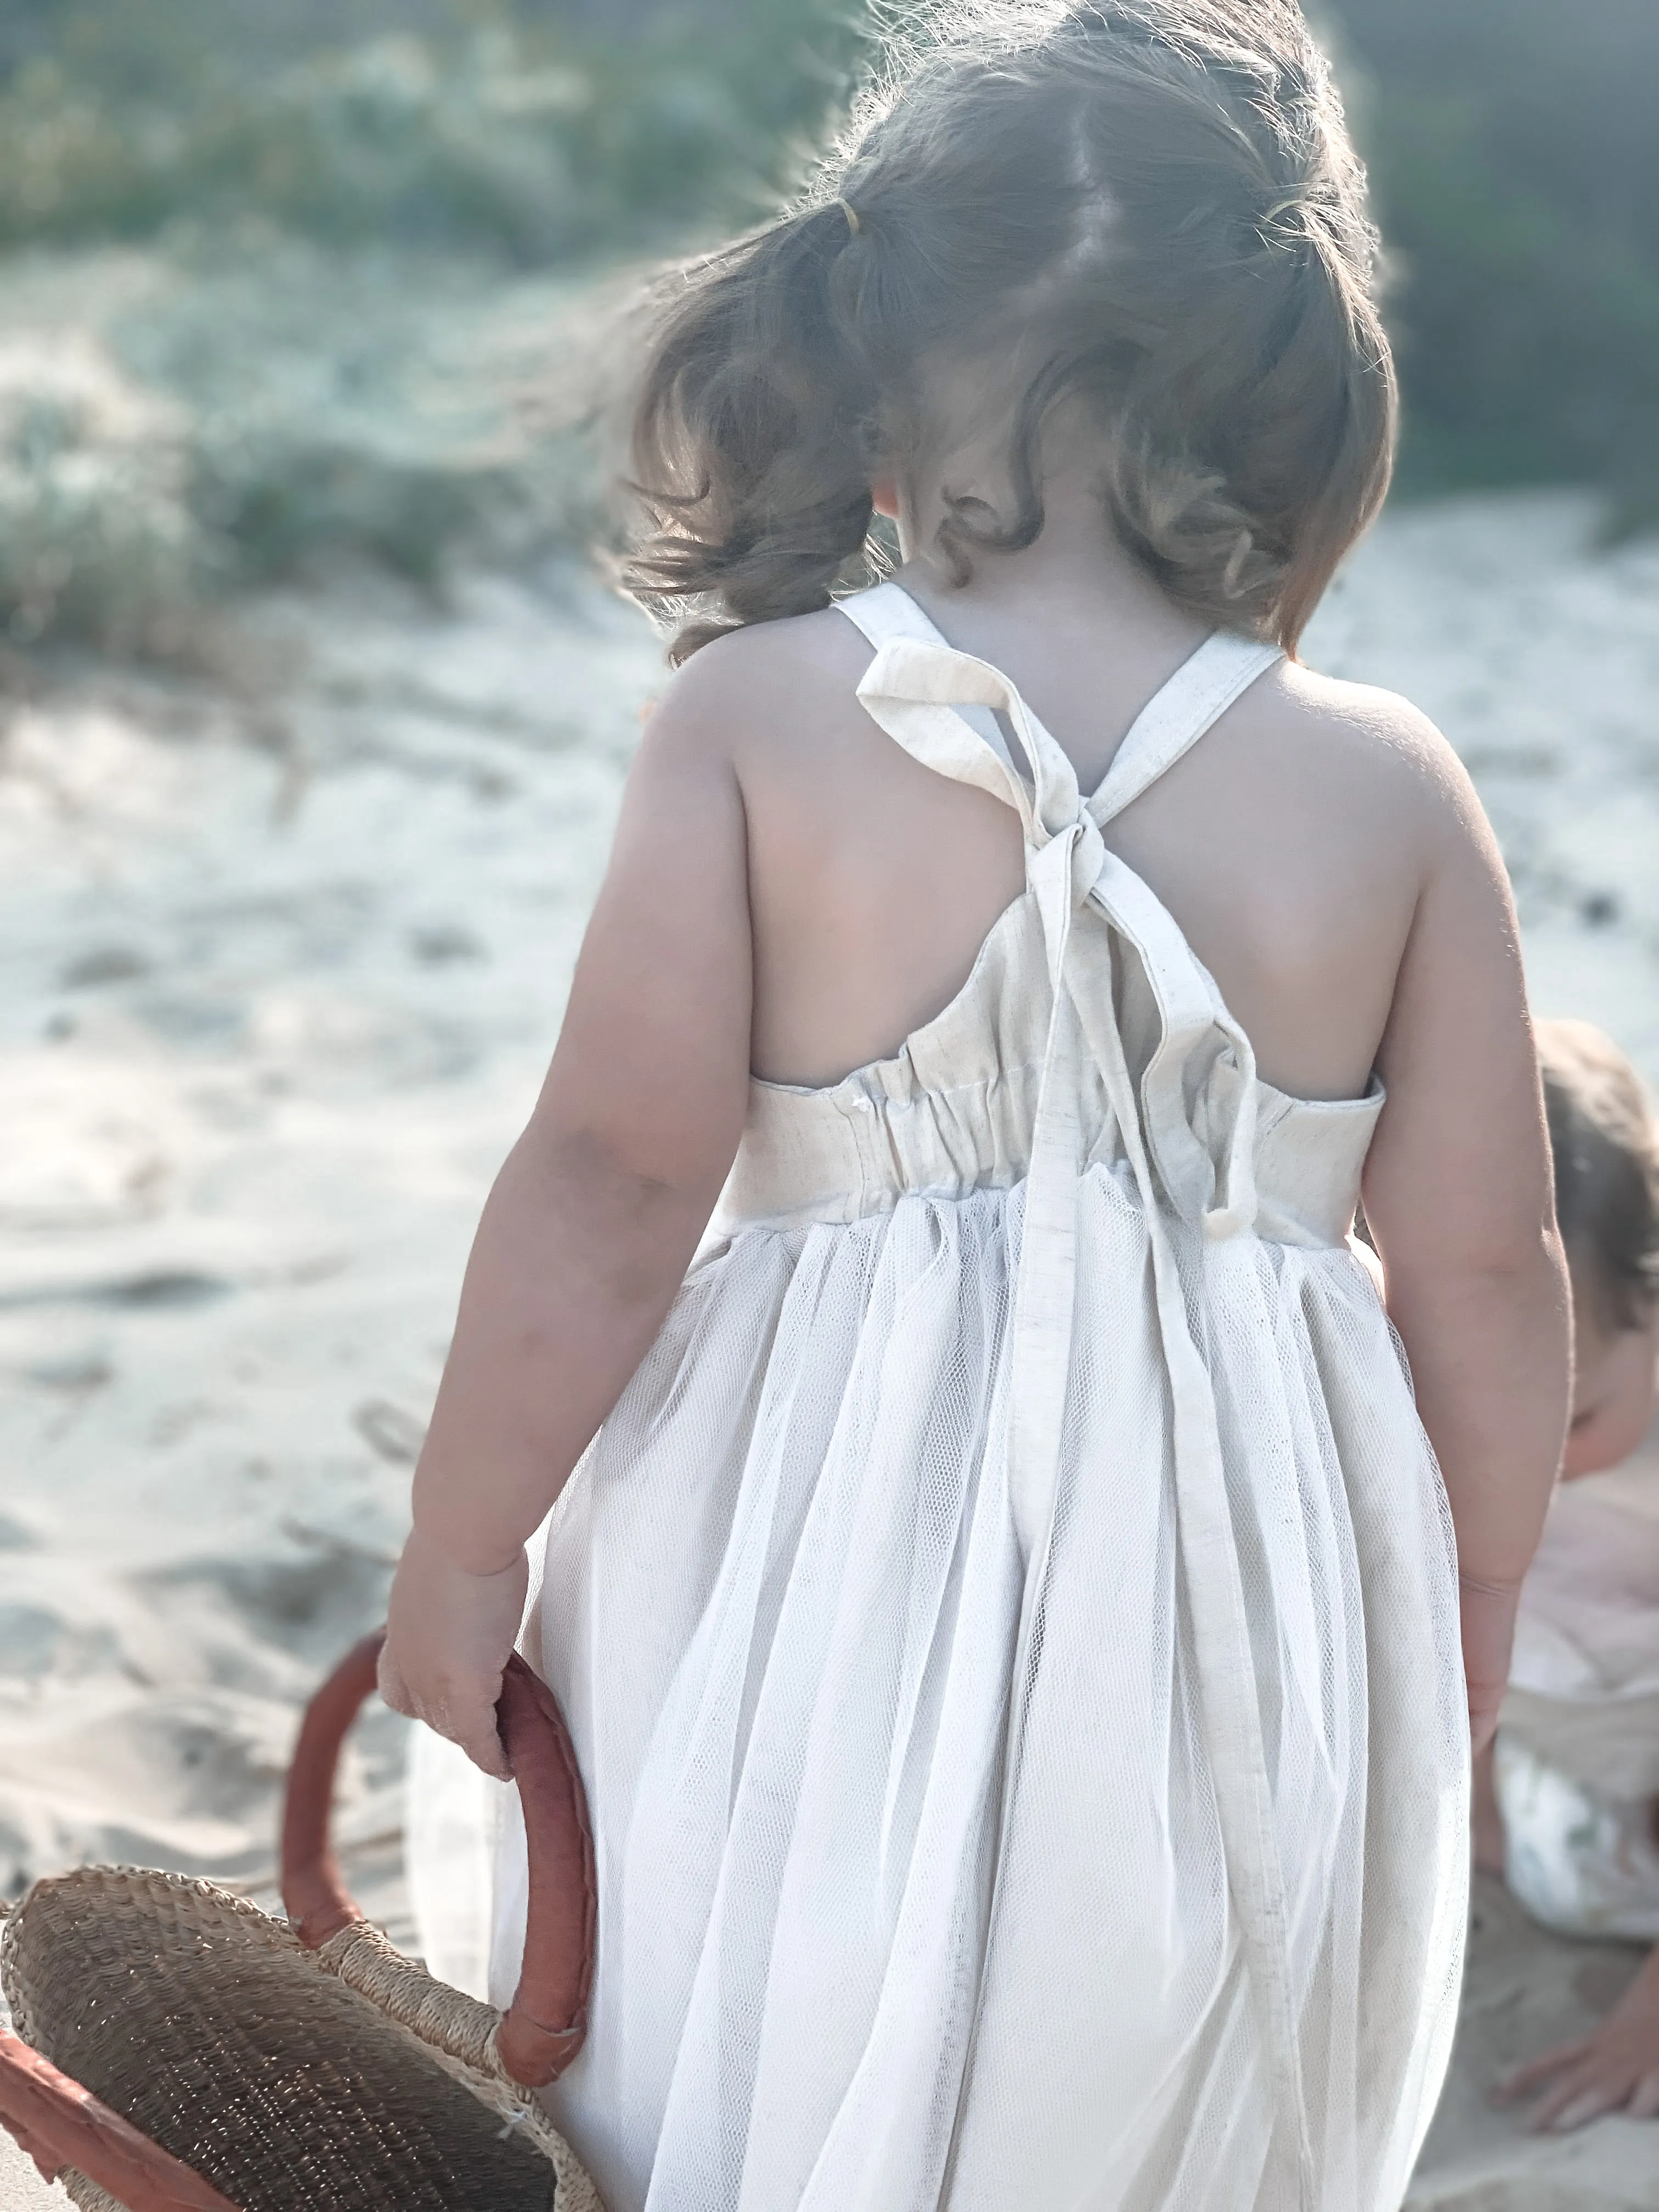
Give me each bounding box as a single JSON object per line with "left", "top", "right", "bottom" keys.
{"left": 837, "top": 579, "right": 1316, "bottom": 2210}
{"left": 838, "top": 579, "right": 1280, "bottom": 830}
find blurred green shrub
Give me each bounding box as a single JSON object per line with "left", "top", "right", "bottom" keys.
{"left": 1326, "top": 0, "right": 1659, "bottom": 522}
{"left": 6, "top": 0, "right": 1658, "bottom": 660}
{"left": 0, "top": 3, "right": 856, "bottom": 263}
{"left": 0, "top": 328, "right": 202, "bottom": 656}
{"left": 0, "top": 0, "right": 858, "bottom": 654}
{"left": 0, "top": 43, "right": 588, "bottom": 262}
{"left": 0, "top": 245, "right": 608, "bottom": 653}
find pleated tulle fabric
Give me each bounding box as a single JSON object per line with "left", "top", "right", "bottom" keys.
{"left": 409, "top": 584, "right": 1468, "bottom": 2212}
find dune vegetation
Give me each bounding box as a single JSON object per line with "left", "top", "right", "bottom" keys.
{"left": 0, "top": 0, "right": 1654, "bottom": 657}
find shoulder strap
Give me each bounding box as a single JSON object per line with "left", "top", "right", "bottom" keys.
{"left": 837, "top": 579, "right": 951, "bottom": 651}
{"left": 840, "top": 582, "right": 1022, "bottom": 781}
{"left": 843, "top": 589, "right": 1280, "bottom": 823}
{"left": 1088, "top": 633, "right": 1282, "bottom": 827}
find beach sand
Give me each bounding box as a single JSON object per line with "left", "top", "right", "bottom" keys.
{"left": 0, "top": 2121, "right": 71, "bottom": 2207}
{"left": 2, "top": 490, "right": 1657, "bottom": 2204}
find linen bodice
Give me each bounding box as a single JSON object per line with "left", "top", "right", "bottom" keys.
{"left": 716, "top": 889, "right": 1381, "bottom": 1250}
{"left": 713, "top": 590, "right": 1383, "bottom": 1255}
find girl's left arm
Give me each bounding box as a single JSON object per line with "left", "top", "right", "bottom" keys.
{"left": 381, "top": 664, "right": 753, "bottom": 1777}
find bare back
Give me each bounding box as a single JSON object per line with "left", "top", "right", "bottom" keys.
{"left": 532, "top": 539, "right": 1556, "bottom": 1617}
{"left": 714, "top": 575, "right": 1440, "bottom": 1104}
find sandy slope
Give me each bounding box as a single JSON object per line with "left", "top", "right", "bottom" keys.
{"left": 0, "top": 562, "right": 660, "bottom": 1943}
{"left": 1307, "top": 494, "right": 1659, "bottom": 1079}
{"left": 1, "top": 492, "right": 1657, "bottom": 2202}
{"left": 0, "top": 2123, "right": 71, "bottom": 2207}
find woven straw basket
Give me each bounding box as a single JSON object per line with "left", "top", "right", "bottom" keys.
{"left": 0, "top": 1631, "right": 604, "bottom": 2212}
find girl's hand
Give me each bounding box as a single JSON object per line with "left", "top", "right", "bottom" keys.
{"left": 1495, "top": 1948, "right": 1659, "bottom": 2131}
{"left": 1459, "top": 1573, "right": 1519, "bottom": 1758}
{"left": 1471, "top": 1738, "right": 1507, "bottom": 1874}
{"left": 379, "top": 1527, "right": 528, "bottom": 1781}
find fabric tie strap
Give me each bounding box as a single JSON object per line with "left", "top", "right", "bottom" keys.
{"left": 850, "top": 603, "right": 1312, "bottom": 2210}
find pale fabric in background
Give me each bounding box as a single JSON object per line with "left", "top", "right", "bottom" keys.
{"left": 1497, "top": 1457, "right": 1659, "bottom": 1940}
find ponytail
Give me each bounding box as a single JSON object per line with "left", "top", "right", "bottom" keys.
{"left": 624, "top": 202, "right": 879, "bottom": 663}
{"left": 622, "top": 2, "right": 1396, "bottom": 660}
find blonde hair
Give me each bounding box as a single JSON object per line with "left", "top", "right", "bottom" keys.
{"left": 624, "top": 0, "right": 1396, "bottom": 662}
{"left": 1538, "top": 1018, "right": 1659, "bottom": 1333}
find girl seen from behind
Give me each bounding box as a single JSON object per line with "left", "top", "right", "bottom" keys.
{"left": 384, "top": 5, "right": 1571, "bottom": 2207}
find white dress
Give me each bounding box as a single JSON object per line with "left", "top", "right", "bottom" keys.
{"left": 409, "top": 583, "right": 1470, "bottom": 2212}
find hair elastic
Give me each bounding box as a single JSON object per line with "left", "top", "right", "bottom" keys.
{"left": 836, "top": 197, "right": 862, "bottom": 237}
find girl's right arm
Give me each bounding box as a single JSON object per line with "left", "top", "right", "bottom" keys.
{"left": 380, "top": 648, "right": 756, "bottom": 1776}
{"left": 1362, "top": 724, "right": 1572, "bottom": 1755}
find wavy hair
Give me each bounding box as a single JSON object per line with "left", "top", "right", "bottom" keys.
{"left": 1538, "top": 1019, "right": 1659, "bottom": 1334}
{"left": 623, "top": 0, "right": 1396, "bottom": 662}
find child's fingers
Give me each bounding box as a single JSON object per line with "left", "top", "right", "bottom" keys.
{"left": 1492, "top": 2038, "right": 1590, "bottom": 2101}
{"left": 1526, "top": 2061, "right": 1632, "bottom": 2135}
{"left": 427, "top": 1685, "right": 514, "bottom": 1782}
{"left": 453, "top": 1713, "right": 514, "bottom": 1783}
{"left": 378, "top": 1646, "right": 514, "bottom": 1781}
{"left": 1629, "top": 2070, "right": 1659, "bottom": 2120}
{"left": 376, "top": 1641, "right": 415, "bottom": 1719}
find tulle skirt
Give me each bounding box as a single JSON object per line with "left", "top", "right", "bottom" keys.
{"left": 411, "top": 1168, "right": 1468, "bottom": 2212}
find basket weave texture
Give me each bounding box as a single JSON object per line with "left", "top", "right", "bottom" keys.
{"left": 0, "top": 1635, "right": 603, "bottom": 2212}
{"left": 2, "top": 1863, "right": 600, "bottom": 2212}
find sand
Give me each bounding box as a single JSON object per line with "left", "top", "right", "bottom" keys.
{"left": 2, "top": 490, "right": 1658, "bottom": 2203}
{"left": 0, "top": 2121, "right": 71, "bottom": 2208}
{"left": 0, "top": 560, "right": 657, "bottom": 1939}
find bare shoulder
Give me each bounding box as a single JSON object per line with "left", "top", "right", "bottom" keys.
{"left": 1210, "top": 657, "right": 1494, "bottom": 871}
{"left": 639, "top": 606, "right": 872, "bottom": 774}
{"left": 1271, "top": 663, "right": 1481, "bottom": 825}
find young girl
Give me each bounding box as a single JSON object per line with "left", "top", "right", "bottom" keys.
{"left": 382, "top": 5, "right": 1571, "bottom": 2207}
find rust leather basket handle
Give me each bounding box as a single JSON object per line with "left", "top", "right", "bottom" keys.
{"left": 0, "top": 2027, "right": 241, "bottom": 2212}
{"left": 280, "top": 1629, "right": 597, "bottom": 2087}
